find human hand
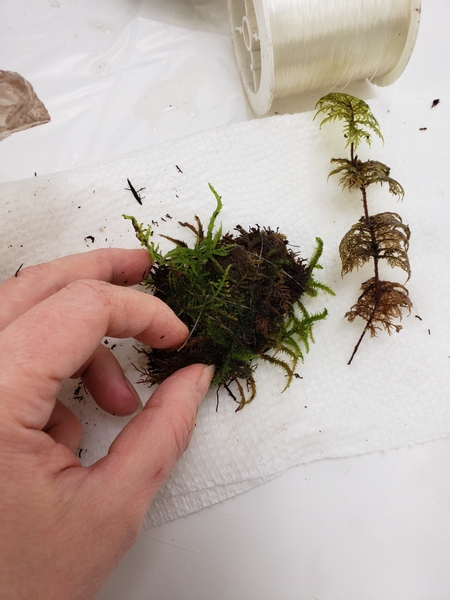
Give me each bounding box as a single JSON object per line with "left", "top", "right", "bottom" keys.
{"left": 0, "top": 248, "right": 214, "bottom": 599}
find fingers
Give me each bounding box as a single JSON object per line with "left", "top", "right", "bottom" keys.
{"left": 94, "top": 363, "right": 215, "bottom": 515}
{"left": 0, "top": 248, "right": 152, "bottom": 331}
{"left": 43, "top": 400, "right": 82, "bottom": 454}
{"left": 0, "top": 280, "right": 188, "bottom": 432}
{"left": 78, "top": 344, "right": 141, "bottom": 416}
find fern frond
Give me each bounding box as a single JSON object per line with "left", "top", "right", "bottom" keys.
{"left": 314, "top": 93, "right": 383, "bottom": 149}
{"left": 329, "top": 158, "right": 404, "bottom": 197}
{"left": 340, "top": 212, "right": 411, "bottom": 277}
{"left": 345, "top": 278, "right": 412, "bottom": 336}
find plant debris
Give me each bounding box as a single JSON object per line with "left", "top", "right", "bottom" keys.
{"left": 0, "top": 70, "right": 51, "bottom": 141}
{"left": 125, "top": 178, "right": 145, "bottom": 204}
{"left": 124, "top": 186, "right": 332, "bottom": 410}
{"left": 14, "top": 263, "right": 24, "bottom": 277}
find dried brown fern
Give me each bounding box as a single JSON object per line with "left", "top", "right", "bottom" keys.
{"left": 315, "top": 93, "right": 412, "bottom": 364}
{"left": 345, "top": 279, "right": 412, "bottom": 363}
{"left": 339, "top": 212, "right": 411, "bottom": 277}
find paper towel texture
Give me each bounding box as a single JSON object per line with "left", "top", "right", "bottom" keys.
{"left": 1, "top": 111, "right": 449, "bottom": 528}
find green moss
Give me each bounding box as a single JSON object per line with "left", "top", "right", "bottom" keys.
{"left": 125, "top": 185, "right": 332, "bottom": 410}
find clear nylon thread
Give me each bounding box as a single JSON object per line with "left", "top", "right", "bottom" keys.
{"left": 270, "top": 0, "right": 412, "bottom": 97}
{"left": 228, "top": 0, "right": 421, "bottom": 113}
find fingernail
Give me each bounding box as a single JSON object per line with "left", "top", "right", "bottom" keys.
{"left": 196, "top": 364, "right": 215, "bottom": 397}
{"left": 124, "top": 377, "right": 143, "bottom": 412}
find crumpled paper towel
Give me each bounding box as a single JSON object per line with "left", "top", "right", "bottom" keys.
{"left": 1, "top": 110, "right": 449, "bottom": 529}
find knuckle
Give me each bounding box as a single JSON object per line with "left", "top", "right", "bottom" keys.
{"left": 172, "top": 409, "right": 197, "bottom": 461}
{"left": 64, "top": 279, "right": 113, "bottom": 305}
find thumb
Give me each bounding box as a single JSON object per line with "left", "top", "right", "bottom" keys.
{"left": 92, "top": 363, "right": 215, "bottom": 509}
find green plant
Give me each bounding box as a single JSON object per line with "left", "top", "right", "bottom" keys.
{"left": 124, "top": 185, "right": 332, "bottom": 410}
{"left": 315, "top": 93, "right": 412, "bottom": 364}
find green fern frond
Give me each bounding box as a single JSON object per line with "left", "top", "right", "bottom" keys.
{"left": 314, "top": 93, "right": 383, "bottom": 150}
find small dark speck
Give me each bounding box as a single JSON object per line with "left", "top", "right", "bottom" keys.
{"left": 78, "top": 448, "right": 83, "bottom": 458}
{"left": 419, "top": 127, "right": 427, "bottom": 131}
{"left": 34, "top": 172, "right": 37, "bottom": 177}
{"left": 85, "top": 235, "right": 95, "bottom": 243}
{"left": 78, "top": 206, "right": 81, "bottom": 209}
{"left": 104, "top": 339, "right": 109, "bottom": 345}
{"left": 160, "top": 335, "right": 165, "bottom": 339}
{"left": 294, "top": 373, "right": 302, "bottom": 379}
{"left": 124, "top": 280, "right": 128, "bottom": 284}
{"left": 110, "top": 344, "right": 117, "bottom": 350}
{"left": 428, "top": 329, "right": 431, "bottom": 335}
{"left": 415, "top": 315, "right": 423, "bottom": 321}
{"left": 431, "top": 99, "right": 440, "bottom": 108}
{"left": 175, "top": 165, "right": 183, "bottom": 173}
{"left": 14, "top": 263, "right": 24, "bottom": 277}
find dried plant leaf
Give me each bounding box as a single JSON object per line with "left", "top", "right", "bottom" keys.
{"left": 314, "top": 93, "right": 383, "bottom": 150}
{"left": 0, "top": 70, "right": 51, "bottom": 141}
{"left": 340, "top": 212, "right": 411, "bottom": 277}
{"left": 345, "top": 278, "right": 412, "bottom": 336}
{"left": 329, "top": 158, "right": 404, "bottom": 198}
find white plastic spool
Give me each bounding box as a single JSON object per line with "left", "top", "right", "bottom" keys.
{"left": 228, "top": 0, "right": 421, "bottom": 115}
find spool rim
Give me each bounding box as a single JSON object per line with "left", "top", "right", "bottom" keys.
{"left": 372, "top": 0, "right": 421, "bottom": 87}
{"left": 228, "top": 0, "right": 274, "bottom": 115}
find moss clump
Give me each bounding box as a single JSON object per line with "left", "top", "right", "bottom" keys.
{"left": 125, "top": 185, "right": 332, "bottom": 410}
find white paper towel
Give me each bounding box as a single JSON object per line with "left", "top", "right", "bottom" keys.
{"left": 1, "top": 110, "right": 449, "bottom": 529}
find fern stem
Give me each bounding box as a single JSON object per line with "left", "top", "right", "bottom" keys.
{"left": 348, "top": 186, "right": 381, "bottom": 364}
{"left": 360, "top": 186, "right": 380, "bottom": 298}
{"left": 348, "top": 323, "right": 369, "bottom": 365}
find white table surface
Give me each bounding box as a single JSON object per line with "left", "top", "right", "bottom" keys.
{"left": 1, "top": 1, "right": 450, "bottom": 598}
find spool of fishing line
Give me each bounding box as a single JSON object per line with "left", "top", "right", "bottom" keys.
{"left": 228, "top": 0, "right": 421, "bottom": 114}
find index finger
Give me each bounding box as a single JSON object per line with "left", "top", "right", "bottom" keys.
{"left": 0, "top": 279, "right": 188, "bottom": 433}
{"left": 0, "top": 248, "right": 152, "bottom": 331}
